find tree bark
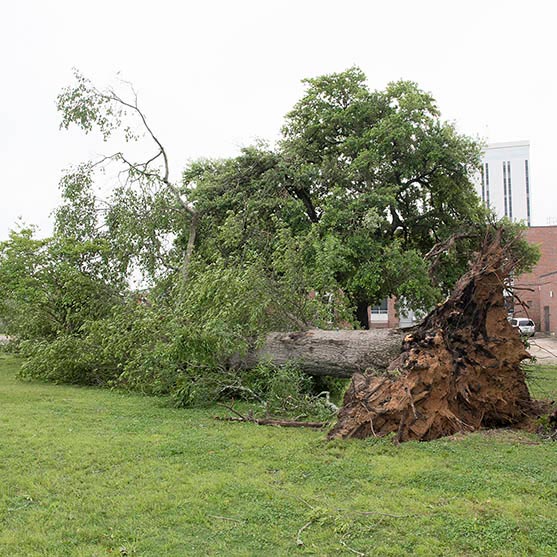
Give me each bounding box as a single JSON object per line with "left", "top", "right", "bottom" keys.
{"left": 237, "top": 328, "right": 404, "bottom": 378}
{"left": 181, "top": 210, "right": 199, "bottom": 286}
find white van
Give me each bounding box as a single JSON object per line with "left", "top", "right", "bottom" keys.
{"left": 509, "top": 317, "right": 536, "bottom": 337}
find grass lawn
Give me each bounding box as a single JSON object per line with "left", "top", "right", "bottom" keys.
{"left": 1, "top": 354, "right": 556, "bottom": 556}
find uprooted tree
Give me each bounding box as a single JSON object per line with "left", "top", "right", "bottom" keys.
{"left": 329, "top": 227, "right": 545, "bottom": 442}
{"left": 0, "top": 67, "right": 546, "bottom": 431}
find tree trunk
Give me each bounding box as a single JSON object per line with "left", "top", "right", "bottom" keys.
{"left": 238, "top": 328, "right": 404, "bottom": 378}
{"left": 356, "top": 301, "right": 370, "bottom": 329}
{"left": 181, "top": 211, "right": 199, "bottom": 285}
{"left": 328, "top": 228, "right": 544, "bottom": 443}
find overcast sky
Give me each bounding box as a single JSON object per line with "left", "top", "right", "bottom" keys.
{"left": 2, "top": 0, "right": 556, "bottom": 240}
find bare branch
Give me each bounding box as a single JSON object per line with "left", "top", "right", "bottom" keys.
{"left": 340, "top": 539, "right": 366, "bottom": 556}
{"left": 425, "top": 232, "right": 477, "bottom": 262}
{"left": 296, "top": 521, "right": 313, "bottom": 546}
{"left": 214, "top": 415, "right": 327, "bottom": 428}
{"left": 217, "top": 402, "right": 247, "bottom": 421}
{"left": 207, "top": 515, "right": 244, "bottom": 523}
{"left": 105, "top": 90, "right": 171, "bottom": 184}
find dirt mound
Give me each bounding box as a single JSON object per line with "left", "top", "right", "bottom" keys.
{"left": 329, "top": 228, "right": 543, "bottom": 442}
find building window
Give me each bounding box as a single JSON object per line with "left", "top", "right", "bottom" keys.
{"left": 480, "top": 165, "right": 485, "bottom": 202}
{"left": 370, "top": 298, "right": 388, "bottom": 314}
{"left": 485, "top": 163, "right": 490, "bottom": 206}
{"left": 507, "top": 161, "right": 513, "bottom": 219}
{"left": 502, "top": 161, "right": 508, "bottom": 216}
{"left": 525, "top": 159, "right": 531, "bottom": 226}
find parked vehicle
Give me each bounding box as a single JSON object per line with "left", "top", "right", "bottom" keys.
{"left": 509, "top": 317, "right": 536, "bottom": 337}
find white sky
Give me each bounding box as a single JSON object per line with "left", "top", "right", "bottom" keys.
{"left": 2, "top": 0, "right": 556, "bottom": 240}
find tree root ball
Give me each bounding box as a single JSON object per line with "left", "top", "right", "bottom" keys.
{"left": 328, "top": 228, "right": 546, "bottom": 443}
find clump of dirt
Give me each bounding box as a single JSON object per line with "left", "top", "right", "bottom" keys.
{"left": 329, "top": 228, "right": 546, "bottom": 443}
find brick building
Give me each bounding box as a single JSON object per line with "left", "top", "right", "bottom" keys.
{"left": 367, "top": 298, "right": 416, "bottom": 329}
{"left": 365, "top": 298, "right": 400, "bottom": 329}
{"left": 367, "top": 227, "right": 557, "bottom": 334}
{"left": 513, "top": 226, "right": 557, "bottom": 334}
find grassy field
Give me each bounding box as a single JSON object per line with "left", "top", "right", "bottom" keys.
{"left": 1, "top": 354, "right": 556, "bottom": 556}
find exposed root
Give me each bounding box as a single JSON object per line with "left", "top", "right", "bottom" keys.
{"left": 329, "top": 227, "right": 545, "bottom": 442}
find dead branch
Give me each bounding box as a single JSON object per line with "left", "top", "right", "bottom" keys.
{"left": 425, "top": 232, "right": 477, "bottom": 278}
{"left": 217, "top": 402, "right": 247, "bottom": 420}
{"left": 296, "top": 521, "right": 313, "bottom": 546}
{"left": 425, "top": 232, "right": 476, "bottom": 261}
{"left": 207, "top": 515, "right": 244, "bottom": 523}
{"left": 102, "top": 83, "right": 200, "bottom": 284}
{"left": 340, "top": 539, "right": 366, "bottom": 556}
{"left": 509, "top": 285, "right": 535, "bottom": 292}
{"left": 349, "top": 510, "right": 414, "bottom": 519}
{"left": 214, "top": 415, "right": 327, "bottom": 428}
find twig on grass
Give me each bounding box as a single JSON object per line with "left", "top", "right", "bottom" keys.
{"left": 340, "top": 538, "right": 366, "bottom": 556}
{"left": 273, "top": 486, "right": 320, "bottom": 511}
{"left": 217, "top": 402, "right": 247, "bottom": 421}
{"left": 351, "top": 510, "right": 413, "bottom": 519}
{"left": 214, "top": 415, "right": 327, "bottom": 428}
{"left": 214, "top": 404, "right": 327, "bottom": 428}
{"left": 296, "top": 520, "right": 313, "bottom": 546}
{"left": 292, "top": 494, "right": 316, "bottom": 510}
{"left": 207, "top": 514, "right": 244, "bottom": 523}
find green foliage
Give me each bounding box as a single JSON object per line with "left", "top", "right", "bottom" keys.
{"left": 499, "top": 218, "right": 541, "bottom": 275}
{"left": 277, "top": 68, "right": 487, "bottom": 307}
{"left": 179, "top": 68, "right": 488, "bottom": 317}
{"left": 0, "top": 227, "right": 123, "bottom": 344}
{"left": 238, "top": 361, "right": 337, "bottom": 420}
{"left": 2, "top": 67, "right": 540, "bottom": 410}
{"left": 57, "top": 68, "right": 135, "bottom": 141}
{"left": 19, "top": 335, "right": 103, "bottom": 385}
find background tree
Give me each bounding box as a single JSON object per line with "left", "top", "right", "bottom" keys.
{"left": 277, "top": 68, "right": 487, "bottom": 322}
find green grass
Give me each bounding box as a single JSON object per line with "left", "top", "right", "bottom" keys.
{"left": 1, "top": 354, "right": 556, "bottom": 557}
{"left": 524, "top": 363, "right": 557, "bottom": 400}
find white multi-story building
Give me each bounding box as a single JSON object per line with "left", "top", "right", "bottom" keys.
{"left": 477, "top": 141, "right": 532, "bottom": 226}
{"left": 370, "top": 140, "right": 534, "bottom": 330}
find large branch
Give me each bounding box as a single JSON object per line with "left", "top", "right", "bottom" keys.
{"left": 289, "top": 186, "right": 320, "bottom": 223}
{"left": 104, "top": 89, "right": 197, "bottom": 219}
{"left": 106, "top": 88, "right": 200, "bottom": 282}
{"left": 180, "top": 210, "right": 199, "bottom": 288}
{"left": 107, "top": 89, "right": 171, "bottom": 184}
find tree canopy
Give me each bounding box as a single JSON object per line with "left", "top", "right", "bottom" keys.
{"left": 182, "top": 68, "right": 488, "bottom": 318}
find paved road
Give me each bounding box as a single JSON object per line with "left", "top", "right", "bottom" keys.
{"left": 527, "top": 336, "right": 557, "bottom": 363}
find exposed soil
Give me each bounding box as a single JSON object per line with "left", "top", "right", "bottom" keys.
{"left": 329, "top": 228, "right": 548, "bottom": 443}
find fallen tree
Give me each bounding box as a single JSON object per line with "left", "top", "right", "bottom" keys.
{"left": 238, "top": 328, "right": 404, "bottom": 378}
{"left": 328, "top": 227, "right": 545, "bottom": 442}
